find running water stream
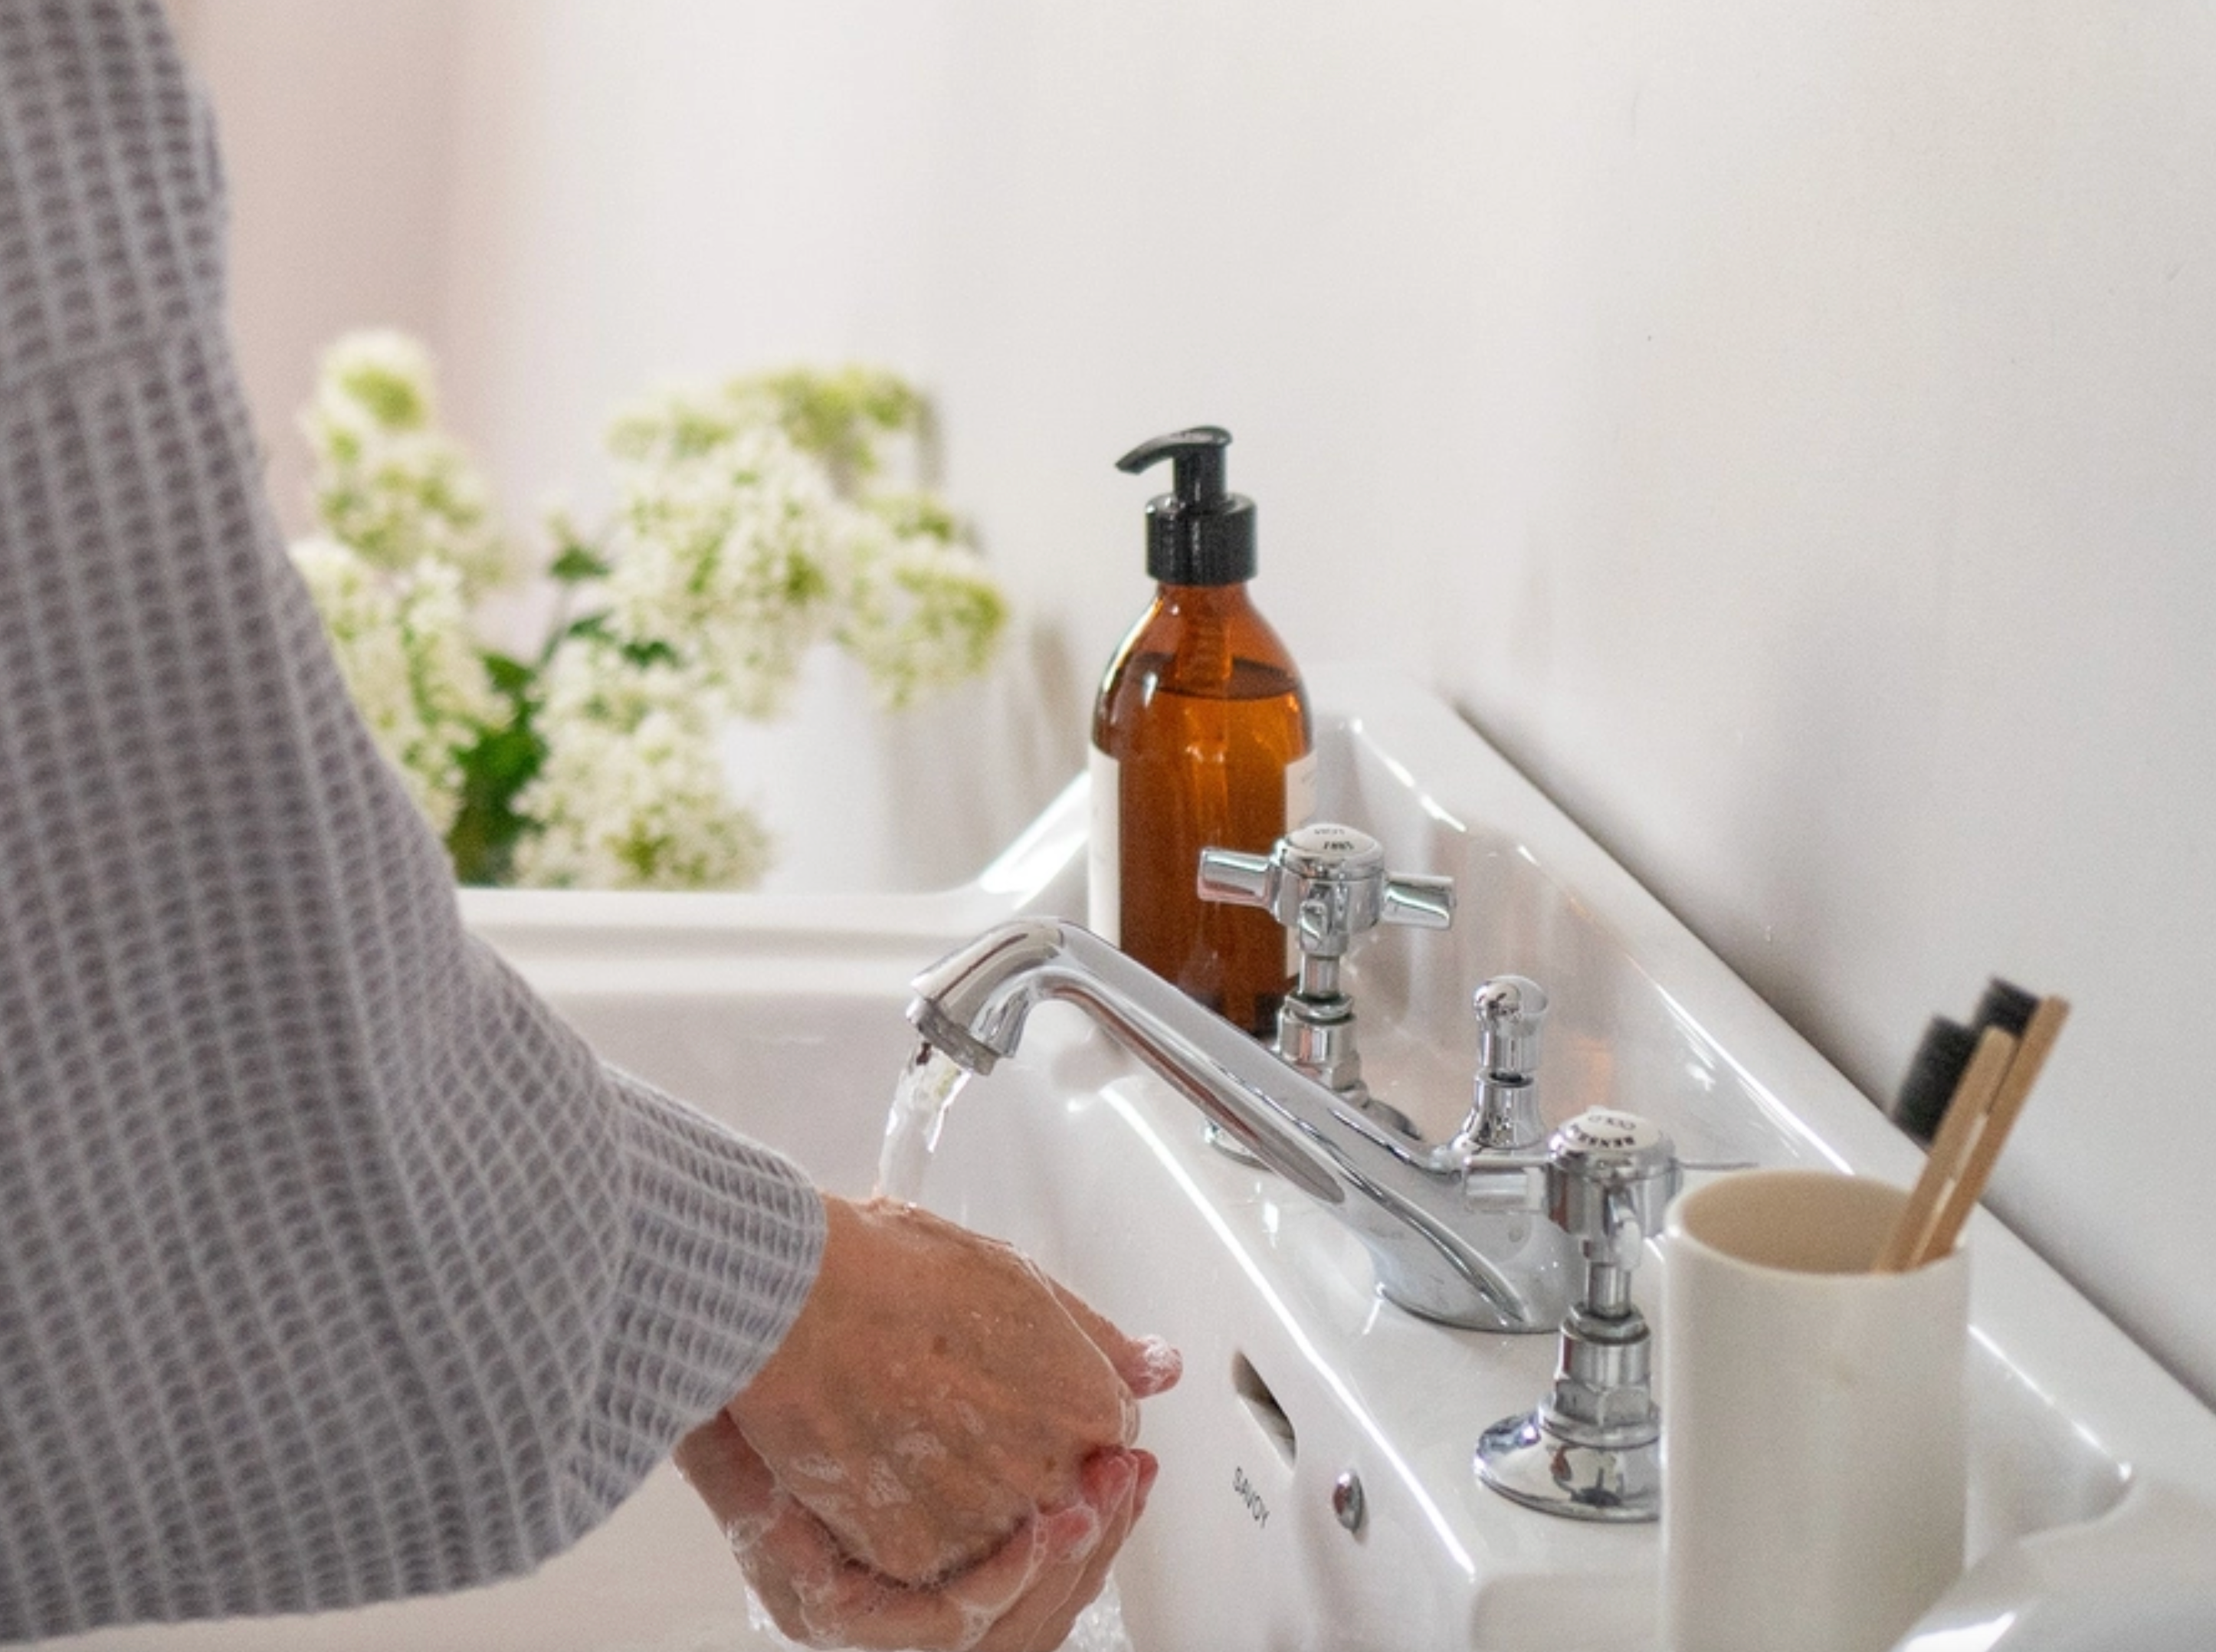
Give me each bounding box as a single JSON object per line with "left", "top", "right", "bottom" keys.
{"left": 877, "top": 1041, "right": 972, "bottom": 1201}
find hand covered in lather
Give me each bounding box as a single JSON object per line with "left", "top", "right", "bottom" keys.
{"left": 676, "top": 1195, "right": 1182, "bottom": 1650}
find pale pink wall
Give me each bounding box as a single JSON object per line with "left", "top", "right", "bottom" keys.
{"left": 168, "top": 0, "right": 469, "bottom": 536}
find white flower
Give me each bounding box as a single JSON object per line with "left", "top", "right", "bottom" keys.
{"left": 288, "top": 536, "right": 496, "bottom": 837}
{"left": 311, "top": 329, "right": 440, "bottom": 432}
{"left": 596, "top": 424, "right": 850, "bottom": 719}
{"left": 289, "top": 342, "right": 1009, "bottom": 891}
{"left": 510, "top": 641, "right": 772, "bottom": 891}
{"left": 603, "top": 381, "right": 762, "bottom": 467}
{"left": 838, "top": 515, "right": 1009, "bottom": 711}
{"left": 592, "top": 402, "right": 1008, "bottom": 719}
{"left": 303, "top": 329, "right": 506, "bottom": 588}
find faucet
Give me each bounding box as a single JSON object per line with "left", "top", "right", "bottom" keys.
{"left": 908, "top": 914, "right": 1580, "bottom": 1332}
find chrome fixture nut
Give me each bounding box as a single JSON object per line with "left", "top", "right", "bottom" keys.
{"left": 1331, "top": 1470, "right": 1366, "bottom": 1534}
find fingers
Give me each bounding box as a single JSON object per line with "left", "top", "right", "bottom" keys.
{"left": 1123, "top": 1334, "right": 1185, "bottom": 1399}
{"left": 675, "top": 1413, "right": 858, "bottom": 1649}
{"left": 1045, "top": 1274, "right": 1184, "bottom": 1401}
{"left": 682, "top": 1421, "right": 1158, "bottom": 1652}
{"left": 970, "top": 1449, "right": 1156, "bottom": 1652}
{"left": 767, "top": 1495, "right": 1067, "bottom": 1652}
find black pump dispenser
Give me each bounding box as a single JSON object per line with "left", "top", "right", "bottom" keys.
{"left": 1116, "top": 425, "right": 1257, "bottom": 586}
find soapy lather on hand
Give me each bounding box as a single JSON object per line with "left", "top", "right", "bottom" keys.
{"left": 677, "top": 1195, "right": 1182, "bottom": 1649}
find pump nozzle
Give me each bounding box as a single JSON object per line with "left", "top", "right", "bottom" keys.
{"left": 1115, "top": 424, "right": 1256, "bottom": 585}
{"left": 1117, "top": 426, "right": 1231, "bottom": 505}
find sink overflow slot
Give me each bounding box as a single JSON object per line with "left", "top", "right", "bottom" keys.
{"left": 1231, "top": 1352, "right": 1296, "bottom": 1467}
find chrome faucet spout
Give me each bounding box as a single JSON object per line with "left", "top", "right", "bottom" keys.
{"left": 908, "top": 919, "right": 1346, "bottom": 1203}
{"left": 906, "top": 916, "right": 1572, "bottom": 1332}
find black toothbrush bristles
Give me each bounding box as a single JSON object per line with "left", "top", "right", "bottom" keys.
{"left": 1893, "top": 1017, "right": 1979, "bottom": 1142}
{"left": 1974, "top": 977, "right": 2039, "bottom": 1038}
{"left": 1891, "top": 977, "right": 2044, "bottom": 1143}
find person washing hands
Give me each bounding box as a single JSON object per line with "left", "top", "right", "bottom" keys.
{"left": 682, "top": 1198, "right": 1178, "bottom": 1649}
{"left": 0, "top": 4, "right": 1174, "bottom": 1649}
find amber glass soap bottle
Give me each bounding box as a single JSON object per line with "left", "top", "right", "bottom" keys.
{"left": 1090, "top": 426, "right": 1314, "bottom": 1036}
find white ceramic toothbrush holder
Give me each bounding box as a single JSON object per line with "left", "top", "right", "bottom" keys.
{"left": 1660, "top": 1168, "right": 1969, "bottom": 1652}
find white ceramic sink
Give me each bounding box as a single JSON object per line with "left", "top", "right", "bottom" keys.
{"left": 60, "top": 664, "right": 2216, "bottom": 1650}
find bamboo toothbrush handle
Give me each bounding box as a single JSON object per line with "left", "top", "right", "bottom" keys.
{"left": 1913, "top": 995, "right": 2070, "bottom": 1268}
{"left": 1873, "top": 1024, "right": 2018, "bottom": 1274}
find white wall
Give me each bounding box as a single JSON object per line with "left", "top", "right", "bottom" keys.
{"left": 175, "top": 3, "right": 2216, "bottom": 1407}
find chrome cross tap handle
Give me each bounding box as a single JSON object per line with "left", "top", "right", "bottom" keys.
{"left": 1455, "top": 975, "right": 1550, "bottom": 1153}
{"left": 1476, "top": 1108, "right": 1682, "bottom": 1523}
{"left": 1197, "top": 822, "right": 1454, "bottom": 1104}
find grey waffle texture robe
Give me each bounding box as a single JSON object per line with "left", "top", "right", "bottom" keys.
{"left": 0, "top": 2, "right": 828, "bottom": 1637}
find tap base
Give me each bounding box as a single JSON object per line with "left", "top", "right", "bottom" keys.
{"left": 1474, "top": 1408, "right": 1661, "bottom": 1523}
{"left": 1201, "top": 1120, "right": 1270, "bottom": 1169}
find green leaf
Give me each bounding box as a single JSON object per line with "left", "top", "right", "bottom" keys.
{"left": 444, "top": 717, "right": 547, "bottom": 886}
{"left": 560, "top": 611, "right": 615, "bottom": 649}
{"left": 482, "top": 651, "right": 536, "bottom": 696}
{"left": 549, "top": 544, "right": 611, "bottom": 584}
